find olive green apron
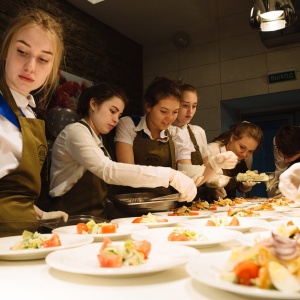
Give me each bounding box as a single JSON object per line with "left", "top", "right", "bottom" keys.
{"left": 51, "top": 121, "right": 108, "bottom": 218}
{"left": 187, "top": 125, "right": 203, "bottom": 165}
{"left": 0, "top": 78, "right": 47, "bottom": 237}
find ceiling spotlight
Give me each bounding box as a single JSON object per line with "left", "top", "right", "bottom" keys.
{"left": 87, "top": 0, "right": 105, "bottom": 4}
{"left": 249, "top": 0, "right": 297, "bottom": 32}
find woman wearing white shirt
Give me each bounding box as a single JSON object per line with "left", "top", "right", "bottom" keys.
{"left": 172, "top": 82, "right": 238, "bottom": 191}
{"left": 203, "top": 122, "right": 263, "bottom": 201}
{"left": 49, "top": 82, "right": 197, "bottom": 218}
{"left": 0, "top": 8, "right": 67, "bottom": 237}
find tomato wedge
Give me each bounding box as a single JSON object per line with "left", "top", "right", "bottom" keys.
{"left": 168, "top": 232, "right": 189, "bottom": 241}
{"left": 234, "top": 260, "right": 260, "bottom": 285}
{"left": 76, "top": 223, "right": 89, "bottom": 234}
{"left": 101, "top": 223, "right": 118, "bottom": 234}
{"left": 42, "top": 233, "right": 61, "bottom": 248}
{"left": 132, "top": 217, "right": 142, "bottom": 223}
{"left": 133, "top": 240, "right": 151, "bottom": 259}
{"left": 98, "top": 237, "right": 122, "bottom": 268}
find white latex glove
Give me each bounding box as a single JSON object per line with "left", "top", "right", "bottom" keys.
{"left": 279, "top": 163, "right": 300, "bottom": 200}
{"left": 42, "top": 211, "right": 69, "bottom": 222}
{"left": 209, "top": 151, "right": 238, "bottom": 171}
{"left": 242, "top": 181, "right": 258, "bottom": 188}
{"left": 213, "top": 187, "right": 227, "bottom": 199}
{"left": 192, "top": 174, "right": 204, "bottom": 187}
{"left": 170, "top": 171, "right": 197, "bottom": 202}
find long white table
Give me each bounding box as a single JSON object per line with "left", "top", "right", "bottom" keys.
{"left": 0, "top": 240, "right": 256, "bottom": 300}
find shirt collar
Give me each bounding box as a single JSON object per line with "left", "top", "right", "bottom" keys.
{"left": 10, "top": 89, "right": 36, "bottom": 109}
{"left": 135, "top": 114, "right": 169, "bottom": 141}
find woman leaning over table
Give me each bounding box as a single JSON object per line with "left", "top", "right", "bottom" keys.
{"left": 172, "top": 81, "right": 238, "bottom": 194}
{"left": 114, "top": 77, "right": 236, "bottom": 195}
{"left": 0, "top": 8, "right": 67, "bottom": 237}
{"left": 201, "top": 122, "right": 263, "bottom": 202}
{"left": 49, "top": 82, "right": 197, "bottom": 218}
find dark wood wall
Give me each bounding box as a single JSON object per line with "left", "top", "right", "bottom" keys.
{"left": 0, "top": 0, "right": 143, "bottom": 116}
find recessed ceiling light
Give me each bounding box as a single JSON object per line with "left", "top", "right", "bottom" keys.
{"left": 87, "top": 0, "right": 105, "bottom": 4}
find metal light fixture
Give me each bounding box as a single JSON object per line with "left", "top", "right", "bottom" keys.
{"left": 250, "top": 0, "right": 297, "bottom": 32}
{"left": 87, "top": 0, "right": 105, "bottom": 4}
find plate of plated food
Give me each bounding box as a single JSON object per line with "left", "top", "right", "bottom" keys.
{"left": 0, "top": 231, "right": 93, "bottom": 260}
{"left": 52, "top": 220, "right": 148, "bottom": 242}
{"left": 186, "top": 249, "right": 300, "bottom": 299}
{"left": 153, "top": 205, "right": 212, "bottom": 219}
{"left": 46, "top": 239, "right": 199, "bottom": 277}
{"left": 181, "top": 216, "right": 269, "bottom": 232}
{"left": 112, "top": 213, "right": 184, "bottom": 228}
{"left": 131, "top": 226, "right": 243, "bottom": 248}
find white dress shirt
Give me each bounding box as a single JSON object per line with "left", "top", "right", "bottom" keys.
{"left": 0, "top": 89, "right": 36, "bottom": 179}
{"left": 49, "top": 120, "right": 172, "bottom": 197}
{"left": 114, "top": 115, "right": 191, "bottom": 161}
{"left": 181, "top": 124, "right": 211, "bottom": 159}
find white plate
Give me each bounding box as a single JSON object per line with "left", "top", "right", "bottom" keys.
{"left": 284, "top": 210, "right": 300, "bottom": 217}
{"left": 186, "top": 251, "right": 300, "bottom": 299}
{"left": 237, "top": 231, "right": 274, "bottom": 247}
{"left": 0, "top": 234, "right": 93, "bottom": 261}
{"left": 112, "top": 216, "right": 184, "bottom": 228}
{"left": 52, "top": 224, "right": 148, "bottom": 242}
{"left": 274, "top": 206, "right": 293, "bottom": 212}
{"left": 153, "top": 211, "right": 211, "bottom": 219}
{"left": 131, "top": 227, "right": 243, "bottom": 248}
{"left": 215, "top": 210, "right": 282, "bottom": 221}
{"left": 46, "top": 242, "right": 199, "bottom": 277}
{"left": 181, "top": 217, "right": 269, "bottom": 232}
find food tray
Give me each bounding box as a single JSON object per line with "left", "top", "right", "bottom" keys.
{"left": 108, "top": 192, "right": 179, "bottom": 216}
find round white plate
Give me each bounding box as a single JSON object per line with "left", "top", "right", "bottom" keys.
{"left": 214, "top": 210, "right": 282, "bottom": 221}
{"left": 46, "top": 242, "right": 199, "bottom": 277}
{"left": 274, "top": 206, "right": 293, "bottom": 212}
{"left": 237, "top": 231, "right": 274, "bottom": 247}
{"left": 0, "top": 234, "right": 93, "bottom": 261}
{"left": 153, "top": 210, "right": 211, "bottom": 219}
{"left": 131, "top": 227, "right": 243, "bottom": 248}
{"left": 284, "top": 210, "right": 300, "bottom": 217}
{"left": 181, "top": 217, "right": 268, "bottom": 232}
{"left": 52, "top": 224, "right": 148, "bottom": 242}
{"left": 111, "top": 216, "right": 184, "bottom": 228}
{"left": 186, "top": 251, "right": 300, "bottom": 299}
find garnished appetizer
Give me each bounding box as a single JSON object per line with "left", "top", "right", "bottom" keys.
{"left": 228, "top": 208, "right": 260, "bottom": 217}
{"left": 168, "top": 205, "right": 199, "bottom": 216}
{"left": 221, "top": 224, "right": 300, "bottom": 292}
{"left": 168, "top": 227, "right": 207, "bottom": 241}
{"left": 11, "top": 230, "right": 61, "bottom": 250}
{"left": 132, "top": 212, "right": 168, "bottom": 223}
{"left": 97, "top": 237, "right": 151, "bottom": 268}
{"left": 76, "top": 220, "right": 118, "bottom": 234}
{"left": 206, "top": 216, "right": 240, "bottom": 226}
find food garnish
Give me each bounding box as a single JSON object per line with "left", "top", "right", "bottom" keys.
{"left": 11, "top": 230, "right": 61, "bottom": 250}
{"left": 76, "top": 220, "right": 118, "bottom": 234}
{"left": 132, "top": 213, "right": 168, "bottom": 223}
{"left": 168, "top": 227, "right": 207, "bottom": 241}
{"left": 97, "top": 237, "right": 151, "bottom": 268}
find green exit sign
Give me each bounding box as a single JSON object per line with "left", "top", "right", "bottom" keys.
{"left": 268, "top": 70, "right": 296, "bottom": 84}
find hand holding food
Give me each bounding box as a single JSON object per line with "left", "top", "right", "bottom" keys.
{"left": 213, "top": 187, "right": 227, "bottom": 199}
{"left": 279, "top": 163, "right": 300, "bottom": 200}
{"left": 209, "top": 151, "right": 238, "bottom": 171}
{"left": 169, "top": 170, "right": 197, "bottom": 202}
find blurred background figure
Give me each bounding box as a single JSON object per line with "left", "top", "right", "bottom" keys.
{"left": 267, "top": 125, "right": 300, "bottom": 198}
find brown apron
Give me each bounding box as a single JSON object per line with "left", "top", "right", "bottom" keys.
{"left": 187, "top": 125, "right": 203, "bottom": 165}
{"left": 51, "top": 121, "right": 108, "bottom": 218}
{"left": 128, "top": 128, "right": 177, "bottom": 195}
{"left": 0, "top": 78, "right": 47, "bottom": 237}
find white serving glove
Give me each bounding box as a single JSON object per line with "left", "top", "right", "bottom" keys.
{"left": 213, "top": 187, "right": 227, "bottom": 199}
{"left": 42, "top": 211, "right": 69, "bottom": 222}
{"left": 278, "top": 163, "right": 300, "bottom": 200}
{"left": 170, "top": 171, "right": 197, "bottom": 202}
{"left": 209, "top": 151, "right": 238, "bottom": 171}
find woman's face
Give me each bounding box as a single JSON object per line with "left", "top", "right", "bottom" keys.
{"left": 226, "top": 135, "right": 258, "bottom": 161}
{"left": 89, "top": 96, "right": 125, "bottom": 135}
{"left": 146, "top": 97, "right": 180, "bottom": 132}
{"left": 5, "top": 25, "right": 54, "bottom": 96}
{"left": 174, "top": 91, "right": 197, "bottom": 127}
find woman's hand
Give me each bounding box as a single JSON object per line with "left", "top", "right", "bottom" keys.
{"left": 34, "top": 205, "right": 68, "bottom": 222}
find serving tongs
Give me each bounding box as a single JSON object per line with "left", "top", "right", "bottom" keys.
{"left": 131, "top": 193, "right": 180, "bottom": 203}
